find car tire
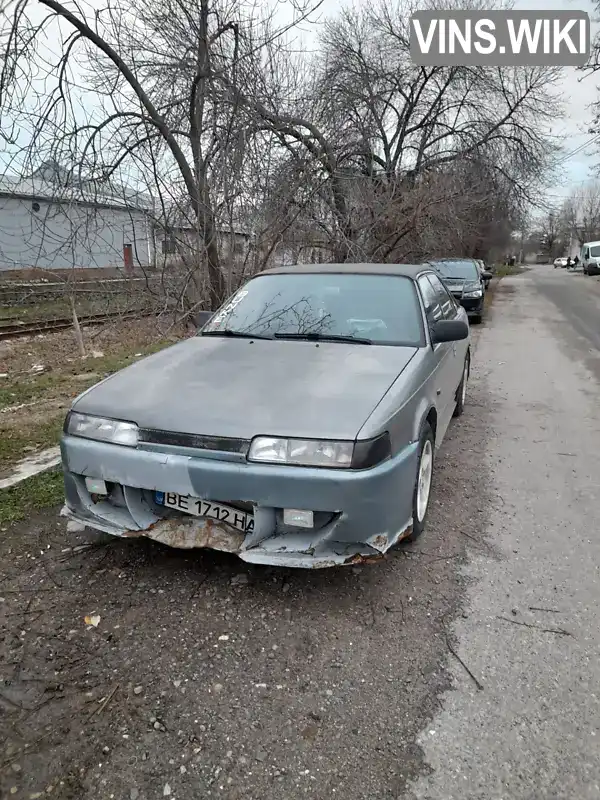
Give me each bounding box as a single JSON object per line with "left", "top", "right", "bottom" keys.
{"left": 404, "top": 422, "right": 435, "bottom": 543}
{"left": 453, "top": 353, "right": 470, "bottom": 418}
{"left": 470, "top": 313, "right": 482, "bottom": 324}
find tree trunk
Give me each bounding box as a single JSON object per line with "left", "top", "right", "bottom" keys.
{"left": 70, "top": 295, "right": 86, "bottom": 357}
{"left": 201, "top": 197, "right": 226, "bottom": 309}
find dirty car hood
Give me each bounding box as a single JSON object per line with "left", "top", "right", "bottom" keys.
{"left": 72, "top": 337, "right": 418, "bottom": 441}
{"left": 440, "top": 277, "right": 465, "bottom": 293}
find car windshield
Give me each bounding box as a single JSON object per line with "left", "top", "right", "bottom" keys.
{"left": 431, "top": 260, "right": 479, "bottom": 280}
{"left": 590, "top": 246, "right": 600, "bottom": 257}
{"left": 201, "top": 272, "right": 425, "bottom": 347}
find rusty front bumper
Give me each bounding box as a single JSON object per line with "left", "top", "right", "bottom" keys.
{"left": 61, "top": 434, "right": 419, "bottom": 569}
{"left": 62, "top": 505, "right": 413, "bottom": 568}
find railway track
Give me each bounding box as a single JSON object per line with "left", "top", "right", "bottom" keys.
{"left": 0, "top": 309, "right": 156, "bottom": 341}
{"left": 0, "top": 277, "right": 162, "bottom": 306}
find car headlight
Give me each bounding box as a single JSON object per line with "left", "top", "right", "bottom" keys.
{"left": 248, "top": 436, "right": 354, "bottom": 468}
{"left": 463, "top": 284, "right": 483, "bottom": 298}
{"left": 65, "top": 411, "right": 139, "bottom": 447}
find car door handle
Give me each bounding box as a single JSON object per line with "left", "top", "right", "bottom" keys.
{"left": 436, "top": 389, "right": 442, "bottom": 395}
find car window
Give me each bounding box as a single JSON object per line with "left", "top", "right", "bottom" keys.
{"left": 427, "top": 274, "right": 457, "bottom": 320}
{"left": 584, "top": 248, "right": 590, "bottom": 258}
{"left": 203, "top": 272, "right": 426, "bottom": 347}
{"left": 590, "top": 246, "right": 600, "bottom": 257}
{"left": 417, "top": 275, "right": 442, "bottom": 321}
{"left": 429, "top": 259, "right": 479, "bottom": 281}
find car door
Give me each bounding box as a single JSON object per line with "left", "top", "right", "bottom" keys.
{"left": 417, "top": 274, "right": 458, "bottom": 443}
{"left": 428, "top": 273, "right": 469, "bottom": 412}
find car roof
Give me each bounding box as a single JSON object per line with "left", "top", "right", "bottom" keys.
{"left": 256, "top": 263, "right": 435, "bottom": 280}
{"left": 426, "top": 257, "right": 479, "bottom": 266}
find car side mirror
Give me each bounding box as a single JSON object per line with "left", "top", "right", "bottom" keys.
{"left": 482, "top": 270, "right": 493, "bottom": 280}
{"left": 431, "top": 319, "right": 469, "bottom": 344}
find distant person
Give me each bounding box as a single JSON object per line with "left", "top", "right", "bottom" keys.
{"left": 574, "top": 254, "right": 580, "bottom": 268}
{"left": 510, "top": 255, "right": 516, "bottom": 266}
{"left": 566, "top": 256, "right": 572, "bottom": 269}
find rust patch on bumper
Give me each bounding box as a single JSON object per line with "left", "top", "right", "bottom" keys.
{"left": 123, "top": 517, "right": 244, "bottom": 552}
{"left": 367, "top": 533, "right": 389, "bottom": 553}
{"left": 397, "top": 524, "right": 414, "bottom": 543}
{"left": 344, "top": 552, "right": 385, "bottom": 566}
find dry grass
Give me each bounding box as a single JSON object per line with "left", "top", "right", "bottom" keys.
{"left": 493, "top": 263, "right": 526, "bottom": 278}
{"left": 0, "top": 315, "right": 188, "bottom": 476}
{"left": 0, "top": 469, "right": 65, "bottom": 524}
{"left": 0, "top": 296, "right": 151, "bottom": 324}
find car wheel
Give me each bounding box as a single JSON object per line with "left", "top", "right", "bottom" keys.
{"left": 470, "top": 314, "right": 482, "bottom": 324}
{"left": 453, "top": 353, "right": 470, "bottom": 418}
{"left": 404, "top": 422, "right": 435, "bottom": 543}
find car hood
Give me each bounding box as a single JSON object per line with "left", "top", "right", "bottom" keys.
{"left": 440, "top": 277, "right": 467, "bottom": 291}
{"left": 442, "top": 277, "right": 482, "bottom": 292}
{"left": 72, "top": 336, "right": 418, "bottom": 441}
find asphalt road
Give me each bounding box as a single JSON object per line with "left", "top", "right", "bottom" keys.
{"left": 410, "top": 265, "right": 600, "bottom": 800}
{"left": 2, "top": 265, "right": 600, "bottom": 799}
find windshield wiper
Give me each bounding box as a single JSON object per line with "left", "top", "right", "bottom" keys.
{"left": 201, "top": 329, "right": 273, "bottom": 340}
{"left": 273, "top": 332, "right": 372, "bottom": 345}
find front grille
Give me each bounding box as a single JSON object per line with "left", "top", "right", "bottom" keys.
{"left": 138, "top": 428, "right": 250, "bottom": 455}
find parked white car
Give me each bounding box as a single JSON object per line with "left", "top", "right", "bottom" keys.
{"left": 553, "top": 257, "right": 568, "bottom": 268}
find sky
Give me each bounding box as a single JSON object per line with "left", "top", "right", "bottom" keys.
{"left": 513, "top": 0, "right": 600, "bottom": 206}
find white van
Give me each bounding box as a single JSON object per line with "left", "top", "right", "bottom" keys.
{"left": 581, "top": 241, "right": 600, "bottom": 275}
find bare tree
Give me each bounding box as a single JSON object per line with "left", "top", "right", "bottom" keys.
{"left": 233, "top": 0, "right": 560, "bottom": 264}
{"left": 563, "top": 179, "right": 600, "bottom": 246}
{"left": 1, "top": 0, "right": 560, "bottom": 320}
{"left": 1, "top": 0, "right": 324, "bottom": 309}
{"left": 533, "top": 208, "right": 569, "bottom": 259}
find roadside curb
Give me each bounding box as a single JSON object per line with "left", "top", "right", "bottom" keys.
{"left": 0, "top": 446, "right": 61, "bottom": 490}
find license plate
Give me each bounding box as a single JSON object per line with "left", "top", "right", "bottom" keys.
{"left": 156, "top": 491, "right": 254, "bottom": 533}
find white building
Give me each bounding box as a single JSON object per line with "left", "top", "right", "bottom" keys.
{"left": 0, "top": 161, "right": 155, "bottom": 274}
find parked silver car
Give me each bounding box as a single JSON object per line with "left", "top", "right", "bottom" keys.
{"left": 60, "top": 264, "right": 471, "bottom": 568}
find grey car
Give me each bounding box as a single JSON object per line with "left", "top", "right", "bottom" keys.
{"left": 60, "top": 263, "right": 471, "bottom": 568}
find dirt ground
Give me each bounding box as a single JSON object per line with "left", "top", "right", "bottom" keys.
{"left": 0, "top": 319, "right": 491, "bottom": 800}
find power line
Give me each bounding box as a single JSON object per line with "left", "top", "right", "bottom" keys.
{"left": 555, "top": 133, "right": 600, "bottom": 164}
